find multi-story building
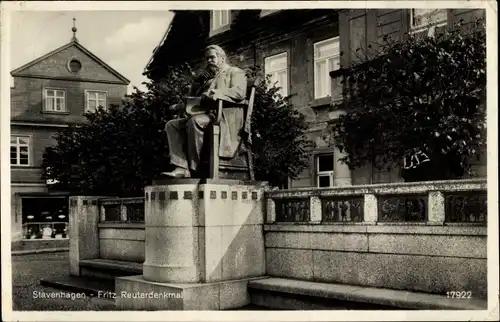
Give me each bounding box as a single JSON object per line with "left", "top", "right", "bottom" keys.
{"left": 10, "top": 28, "right": 129, "bottom": 244}
{"left": 144, "top": 9, "right": 486, "bottom": 189}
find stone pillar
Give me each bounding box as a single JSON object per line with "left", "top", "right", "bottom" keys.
{"left": 11, "top": 192, "right": 22, "bottom": 242}
{"left": 266, "top": 197, "right": 276, "bottom": 224}
{"left": 116, "top": 179, "right": 268, "bottom": 310}
{"left": 363, "top": 193, "right": 378, "bottom": 224}
{"left": 310, "top": 196, "right": 322, "bottom": 223}
{"left": 427, "top": 191, "right": 445, "bottom": 225}
{"left": 69, "top": 196, "right": 107, "bottom": 276}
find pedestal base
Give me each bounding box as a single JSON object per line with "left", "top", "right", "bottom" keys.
{"left": 115, "top": 275, "right": 267, "bottom": 310}
{"left": 143, "top": 180, "right": 267, "bottom": 284}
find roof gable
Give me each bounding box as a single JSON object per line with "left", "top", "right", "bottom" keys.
{"left": 11, "top": 41, "right": 130, "bottom": 84}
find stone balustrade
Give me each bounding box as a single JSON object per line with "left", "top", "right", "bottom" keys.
{"left": 266, "top": 178, "right": 487, "bottom": 225}
{"left": 263, "top": 178, "right": 488, "bottom": 299}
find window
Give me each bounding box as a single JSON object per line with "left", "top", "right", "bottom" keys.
{"left": 68, "top": 59, "right": 82, "bottom": 73}
{"left": 22, "top": 197, "right": 69, "bottom": 240}
{"left": 10, "top": 136, "right": 30, "bottom": 166}
{"left": 410, "top": 9, "right": 447, "bottom": 31}
{"left": 44, "top": 89, "right": 66, "bottom": 112}
{"left": 264, "top": 52, "right": 288, "bottom": 97}
{"left": 86, "top": 91, "right": 107, "bottom": 112}
{"left": 211, "top": 10, "right": 231, "bottom": 31}
{"left": 314, "top": 37, "right": 340, "bottom": 99}
{"left": 316, "top": 153, "right": 335, "bottom": 187}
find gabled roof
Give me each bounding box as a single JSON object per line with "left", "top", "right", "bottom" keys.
{"left": 11, "top": 40, "right": 130, "bottom": 84}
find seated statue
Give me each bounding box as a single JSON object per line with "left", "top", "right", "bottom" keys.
{"left": 161, "top": 45, "right": 248, "bottom": 178}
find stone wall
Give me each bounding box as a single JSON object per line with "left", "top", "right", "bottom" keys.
{"left": 69, "top": 179, "right": 487, "bottom": 299}
{"left": 98, "top": 223, "right": 145, "bottom": 263}
{"left": 264, "top": 178, "right": 488, "bottom": 299}
{"left": 265, "top": 224, "right": 487, "bottom": 298}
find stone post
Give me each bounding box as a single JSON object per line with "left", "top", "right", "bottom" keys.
{"left": 266, "top": 196, "right": 276, "bottom": 224}
{"left": 69, "top": 196, "right": 107, "bottom": 276}
{"left": 310, "top": 196, "right": 322, "bottom": 223}
{"left": 427, "top": 191, "right": 445, "bottom": 225}
{"left": 363, "top": 193, "right": 378, "bottom": 224}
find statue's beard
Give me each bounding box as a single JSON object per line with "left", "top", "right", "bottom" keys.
{"left": 206, "top": 64, "right": 220, "bottom": 74}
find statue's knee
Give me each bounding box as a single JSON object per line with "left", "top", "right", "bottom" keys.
{"left": 186, "top": 117, "right": 196, "bottom": 130}
{"left": 190, "top": 114, "right": 210, "bottom": 129}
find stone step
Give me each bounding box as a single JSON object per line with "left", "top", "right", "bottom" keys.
{"left": 40, "top": 275, "right": 115, "bottom": 296}
{"left": 79, "top": 259, "right": 143, "bottom": 280}
{"left": 248, "top": 278, "right": 488, "bottom": 310}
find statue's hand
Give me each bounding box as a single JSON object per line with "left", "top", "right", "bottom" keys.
{"left": 207, "top": 110, "right": 217, "bottom": 121}
{"left": 201, "top": 89, "right": 218, "bottom": 102}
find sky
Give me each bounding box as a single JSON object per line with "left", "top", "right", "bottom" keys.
{"left": 9, "top": 10, "right": 174, "bottom": 93}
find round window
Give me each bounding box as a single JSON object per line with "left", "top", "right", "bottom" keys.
{"left": 68, "top": 59, "right": 82, "bottom": 73}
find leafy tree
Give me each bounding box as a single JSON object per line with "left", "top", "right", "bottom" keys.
{"left": 248, "top": 66, "right": 313, "bottom": 186}
{"left": 42, "top": 65, "right": 312, "bottom": 196}
{"left": 329, "top": 19, "right": 486, "bottom": 181}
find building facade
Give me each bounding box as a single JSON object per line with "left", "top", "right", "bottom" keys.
{"left": 144, "top": 8, "right": 486, "bottom": 189}
{"left": 10, "top": 33, "right": 129, "bottom": 243}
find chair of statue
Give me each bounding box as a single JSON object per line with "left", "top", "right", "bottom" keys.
{"left": 199, "top": 78, "right": 260, "bottom": 181}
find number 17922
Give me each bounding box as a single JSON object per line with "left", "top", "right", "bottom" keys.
{"left": 447, "top": 291, "right": 472, "bottom": 299}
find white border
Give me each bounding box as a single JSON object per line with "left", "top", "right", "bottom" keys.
{"left": 1, "top": 1, "right": 498, "bottom": 322}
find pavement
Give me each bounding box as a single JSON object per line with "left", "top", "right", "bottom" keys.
{"left": 10, "top": 252, "right": 264, "bottom": 311}
{"left": 10, "top": 252, "right": 116, "bottom": 311}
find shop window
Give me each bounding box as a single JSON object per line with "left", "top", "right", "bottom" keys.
{"left": 22, "top": 197, "right": 69, "bottom": 240}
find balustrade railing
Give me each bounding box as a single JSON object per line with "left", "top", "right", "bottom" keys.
{"left": 99, "top": 197, "right": 145, "bottom": 222}
{"left": 274, "top": 198, "right": 310, "bottom": 222}
{"left": 266, "top": 179, "right": 487, "bottom": 225}
{"left": 445, "top": 192, "right": 487, "bottom": 223}
{"left": 322, "top": 196, "right": 364, "bottom": 222}
{"left": 378, "top": 195, "right": 427, "bottom": 222}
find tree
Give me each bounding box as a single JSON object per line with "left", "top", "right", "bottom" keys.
{"left": 42, "top": 64, "right": 194, "bottom": 197}
{"left": 329, "top": 19, "right": 486, "bottom": 181}
{"left": 42, "top": 65, "right": 312, "bottom": 196}
{"left": 248, "top": 66, "right": 313, "bottom": 187}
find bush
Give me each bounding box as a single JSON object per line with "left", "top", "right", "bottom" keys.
{"left": 329, "top": 19, "right": 486, "bottom": 181}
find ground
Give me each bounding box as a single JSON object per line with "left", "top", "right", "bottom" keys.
{"left": 10, "top": 252, "right": 265, "bottom": 311}
{"left": 11, "top": 252, "right": 116, "bottom": 311}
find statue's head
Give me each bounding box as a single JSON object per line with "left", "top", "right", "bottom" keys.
{"left": 205, "top": 45, "right": 227, "bottom": 73}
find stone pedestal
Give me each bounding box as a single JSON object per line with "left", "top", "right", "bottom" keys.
{"left": 115, "top": 179, "right": 268, "bottom": 310}
{"left": 69, "top": 196, "right": 110, "bottom": 276}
